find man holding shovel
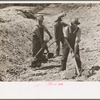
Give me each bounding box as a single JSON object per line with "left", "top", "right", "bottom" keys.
{"left": 54, "top": 12, "right": 68, "bottom": 57}
{"left": 32, "top": 15, "right": 52, "bottom": 67}
{"left": 61, "top": 18, "right": 82, "bottom": 76}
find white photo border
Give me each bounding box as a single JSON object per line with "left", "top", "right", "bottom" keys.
{"left": 0, "top": 1, "right": 100, "bottom": 99}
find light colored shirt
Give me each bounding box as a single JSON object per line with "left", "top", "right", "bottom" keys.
{"left": 64, "top": 25, "right": 81, "bottom": 43}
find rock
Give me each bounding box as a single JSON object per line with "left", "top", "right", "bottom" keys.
{"left": 60, "top": 70, "right": 75, "bottom": 79}
{"left": 82, "top": 70, "right": 91, "bottom": 77}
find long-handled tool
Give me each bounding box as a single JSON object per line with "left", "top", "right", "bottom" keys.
{"left": 34, "top": 36, "right": 64, "bottom": 58}
{"left": 33, "top": 39, "right": 51, "bottom": 60}
{"left": 30, "top": 39, "right": 52, "bottom": 68}
{"left": 48, "top": 36, "right": 64, "bottom": 48}
{"left": 64, "top": 38, "right": 81, "bottom": 76}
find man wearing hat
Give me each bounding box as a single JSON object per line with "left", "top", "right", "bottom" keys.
{"left": 61, "top": 18, "right": 82, "bottom": 74}
{"left": 54, "top": 12, "right": 68, "bottom": 56}
{"left": 32, "top": 15, "right": 52, "bottom": 67}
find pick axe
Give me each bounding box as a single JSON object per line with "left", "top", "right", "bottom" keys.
{"left": 64, "top": 38, "right": 81, "bottom": 76}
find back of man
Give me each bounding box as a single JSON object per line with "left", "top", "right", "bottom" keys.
{"left": 54, "top": 21, "right": 64, "bottom": 40}
{"left": 54, "top": 16, "right": 68, "bottom": 56}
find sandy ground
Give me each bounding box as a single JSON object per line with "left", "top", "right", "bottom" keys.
{"left": 0, "top": 4, "right": 100, "bottom": 81}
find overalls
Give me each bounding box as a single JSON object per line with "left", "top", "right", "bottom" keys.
{"left": 32, "top": 25, "right": 48, "bottom": 63}
{"left": 61, "top": 26, "right": 81, "bottom": 71}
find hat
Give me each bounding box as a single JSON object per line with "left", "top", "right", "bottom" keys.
{"left": 55, "top": 12, "right": 66, "bottom": 22}
{"left": 36, "top": 15, "right": 44, "bottom": 20}
{"left": 71, "top": 18, "right": 80, "bottom": 25}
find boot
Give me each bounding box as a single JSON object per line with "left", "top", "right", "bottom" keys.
{"left": 60, "top": 60, "right": 66, "bottom": 71}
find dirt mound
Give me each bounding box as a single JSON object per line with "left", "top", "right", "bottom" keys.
{"left": 0, "top": 6, "right": 43, "bottom": 81}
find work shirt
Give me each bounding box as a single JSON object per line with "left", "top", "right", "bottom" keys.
{"left": 64, "top": 25, "right": 81, "bottom": 42}
{"left": 64, "top": 25, "right": 81, "bottom": 48}
{"left": 54, "top": 21, "right": 68, "bottom": 41}
{"left": 33, "top": 24, "right": 50, "bottom": 45}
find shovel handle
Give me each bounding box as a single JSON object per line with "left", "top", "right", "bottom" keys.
{"left": 33, "top": 39, "right": 51, "bottom": 58}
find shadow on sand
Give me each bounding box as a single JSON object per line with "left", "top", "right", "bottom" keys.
{"left": 38, "top": 64, "right": 61, "bottom": 70}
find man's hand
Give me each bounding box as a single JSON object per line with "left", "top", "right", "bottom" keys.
{"left": 60, "top": 11, "right": 66, "bottom": 17}
{"left": 76, "top": 39, "right": 80, "bottom": 44}
{"left": 71, "top": 52, "right": 79, "bottom": 58}
{"left": 41, "top": 42, "right": 46, "bottom": 47}
{"left": 33, "top": 57, "right": 37, "bottom": 61}
{"left": 75, "top": 54, "right": 79, "bottom": 58}
{"left": 71, "top": 52, "right": 75, "bottom": 58}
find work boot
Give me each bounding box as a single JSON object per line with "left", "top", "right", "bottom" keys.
{"left": 60, "top": 60, "right": 66, "bottom": 71}
{"left": 30, "top": 60, "right": 37, "bottom": 68}
{"left": 79, "top": 68, "right": 82, "bottom": 76}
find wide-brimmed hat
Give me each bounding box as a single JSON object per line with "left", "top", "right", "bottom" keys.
{"left": 36, "top": 15, "right": 44, "bottom": 20}
{"left": 71, "top": 18, "right": 80, "bottom": 25}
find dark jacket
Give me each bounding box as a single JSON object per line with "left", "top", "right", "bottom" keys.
{"left": 54, "top": 21, "right": 68, "bottom": 41}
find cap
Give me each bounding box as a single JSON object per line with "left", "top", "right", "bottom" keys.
{"left": 36, "top": 15, "right": 44, "bottom": 20}
{"left": 71, "top": 18, "right": 80, "bottom": 25}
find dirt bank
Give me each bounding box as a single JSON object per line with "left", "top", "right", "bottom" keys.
{"left": 0, "top": 3, "right": 100, "bottom": 81}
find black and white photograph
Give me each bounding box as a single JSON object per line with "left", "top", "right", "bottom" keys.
{"left": 0, "top": 2, "right": 100, "bottom": 82}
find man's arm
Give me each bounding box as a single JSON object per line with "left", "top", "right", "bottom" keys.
{"left": 62, "top": 22, "right": 69, "bottom": 27}
{"left": 74, "top": 28, "right": 81, "bottom": 55}
{"left": 57, "top": 11, "right": 66, "bottom": 19}
{"left": 43, "top": 25, "right": 52, "bottom": 40}
{"left": 76, "top": 28, "right": 81, "bottom": 43}
{"left": 33, "top": 25, "right": 43, "bottom": 45}
{"left": 54, "top": 23, "right": 58, "bottom": 41}
{"left": 64, "top": 26, "right": 70, "bottom": 38}
{"left": 33, "top": 26, "right": 37, "bottom": 34}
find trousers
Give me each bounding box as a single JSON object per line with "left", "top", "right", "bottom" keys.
{"left": 61, "top": 43, "right": 81, "bottom": 71}
{"left": 33, "top": 35, "right": 49, "bottom": 63}
{"left": 56, "top": 37, "right": 64, "bottom": 55}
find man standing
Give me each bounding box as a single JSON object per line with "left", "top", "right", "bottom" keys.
{"left": 54, "top": 12, "right": 68, "bottom": 56}
{"left": 32, "top": 15, "right": 52, "bottom": 67}
{"left": 61, "top": 18, "right": 82, "bottom": 75}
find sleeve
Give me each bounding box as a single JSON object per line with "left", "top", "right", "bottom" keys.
{"left": 75, "top": 28, "right": 81, "bottom": 43}
{"left": 43, "top": 25, "right": 52, "bottom": 38}
{"left": 61, "top": 22, "right": 68, "bottom": 27}
{"left": 33, "top": 26, "right": 38, "bottom": 35}
{"left": 64, "top": 26, "right": 69, "bottom": 38}
{"left": 54, "top": 23, "right": 58, "bottom": 40}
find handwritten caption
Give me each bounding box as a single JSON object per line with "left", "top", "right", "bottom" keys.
{"left": 35, "top": 82, "right": 63, "bottom": 87}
